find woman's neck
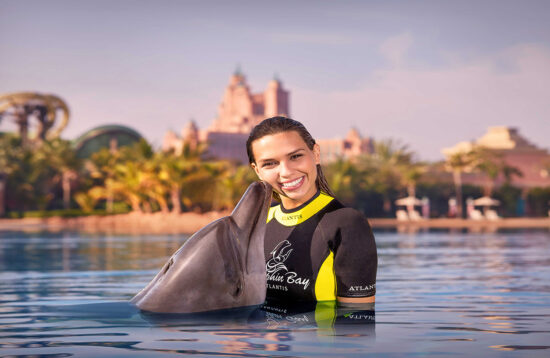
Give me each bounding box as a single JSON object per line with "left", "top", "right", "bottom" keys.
{"left": 280, "top": 189, "right": 321, "bottom": 212}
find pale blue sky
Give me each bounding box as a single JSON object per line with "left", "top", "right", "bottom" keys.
{"left": 1, "top": 0, "right": 549, "bottom": 160}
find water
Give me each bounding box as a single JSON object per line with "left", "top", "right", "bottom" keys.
{"left": 1, "top": 229, "right": 549, "bottom": 357}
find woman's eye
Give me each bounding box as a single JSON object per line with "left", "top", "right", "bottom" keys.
{"left": 262, "top": 161, "right": 275, "bottom": 168}
{"left": 290, "top": 154, "right": 303, "bottom": 160}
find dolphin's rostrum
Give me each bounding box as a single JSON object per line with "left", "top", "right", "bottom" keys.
{"left": 131, "top": 181, "right": 272, "bottom": 313}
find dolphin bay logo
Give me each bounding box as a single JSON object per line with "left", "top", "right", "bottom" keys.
{"left": 266, "top": 240, "right": 310, "bottom": 290}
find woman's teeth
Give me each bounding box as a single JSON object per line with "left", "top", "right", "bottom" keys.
{"left": 281, "top": 177, "right": 303, "bottom": 188}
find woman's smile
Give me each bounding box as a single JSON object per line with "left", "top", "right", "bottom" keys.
{"left": 251, "top": 131, "right": 320, "bottom": 210}
{"left": 280, "top": 176, "right": 304, "bottom": 191}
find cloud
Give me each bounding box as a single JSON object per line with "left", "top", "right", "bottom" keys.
{"left": 379, "top": 32, "right": 413, "bottom": 67}
{"left": 292, "top": 40, "right": 550, "bottom": 160}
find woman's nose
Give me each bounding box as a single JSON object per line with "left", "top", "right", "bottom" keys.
{"left": 278, "top": 160, "right": 293, "bottom": 178}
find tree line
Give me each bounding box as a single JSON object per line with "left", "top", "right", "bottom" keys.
{"left": 2, "top": 132, "right": 549, "bottom": 218}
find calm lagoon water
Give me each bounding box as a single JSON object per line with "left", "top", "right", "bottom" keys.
{"left": 1, "top": 229, "right": 549, "bottom": 357}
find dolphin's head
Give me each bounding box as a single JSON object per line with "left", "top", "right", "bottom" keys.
{"left": 131, "top": 181, "right": 272, "bottom": 313}
{"left": 230, "top": 181, "right": 273, "bottom": 239}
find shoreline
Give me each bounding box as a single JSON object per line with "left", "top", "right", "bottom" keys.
{"left": 0, "top": 211, "right": 230, "bottom": 235}
{"left": 369, "top": 217, "right": 550, "bottom": 234}
{"left": 0, "top": 213, "right": 549, "bottom": 235}
{"left": 369, "top": 217, "right": 550, "bottom": 229}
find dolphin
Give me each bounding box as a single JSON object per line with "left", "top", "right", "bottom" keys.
{"left": 131, "top": 181, "right": 272, "bottom": 313}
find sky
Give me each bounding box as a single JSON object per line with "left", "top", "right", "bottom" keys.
{"left": 1, "top": 0, "right": 549, "bottom": 161}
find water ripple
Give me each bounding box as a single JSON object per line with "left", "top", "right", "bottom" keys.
{"left": 0, "top": 230, "right": 549, "bottom": 357}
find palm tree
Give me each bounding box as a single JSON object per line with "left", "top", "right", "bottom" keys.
{"left": 108, "top": 140, "right": 156, "bottom": 213}
{"left": 471, "top": 147, "right": 523, "bottom": 196}
{"left": 0, "top": 134, "right": 23, "bottom": 216}
{"left": 157, "top": 143, "right": 206, "bottom": 214}
{"left": 85, "top": 148, "right": 121, "bottom": 212}
{"left": 158, "top": 153, "right": 185, "bottom": 213}
{"left": 110, "top": 161, "right": 147, "bottom": 212}
{"left": 0, "top": 172, "right": 5, "bottom": 217}
{"left": 399, "top": 162, "right": 426, "bottom": 198}
{"left": 365, "top": 139, "right": 416, "bottom": 213}
{"left": 3, "top": 139, "right": 52, "bottom": 211}
{"left": 213, "top": 164, "right": 257, "bottom": 210}
{"left": 141, "top": 158, "right": 169, "bottom": 213}
{"left": 444, "top": 150, "right": 475, "bottom": 218}
{"left": 325, "top": 158, "right": 366, "bottom": 205}
{"left": 181, "top": 160, "right": 227, "bottom": 212}
{"left": 83, "top": 139, "right": 163, "bottom": 213}
{"left": 36, "top": 138, "right": 81, "bottom": 209}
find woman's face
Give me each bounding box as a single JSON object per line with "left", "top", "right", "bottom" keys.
{"left": 251, "top": 130, "right": 320, "bottom": 210}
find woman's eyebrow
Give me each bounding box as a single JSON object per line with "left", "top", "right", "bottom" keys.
{"left": 257, "top": 157, "right": 275, "bottom": 164}
{"left": 287, "top": 148, "right": 305, "bottom": 156}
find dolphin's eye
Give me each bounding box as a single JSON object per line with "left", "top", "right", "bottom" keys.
{"left": 163, "top": 258, "right": 174, "bottom": 274}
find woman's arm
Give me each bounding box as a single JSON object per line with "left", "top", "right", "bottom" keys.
{"left": 337, "top": 295, "right": 375, "bottom": 311}
{"left": 337, "top": 295, "right": 375, "bottom": 304}
{"left": 331, "top": 208, "right": 378, "bottom": 303}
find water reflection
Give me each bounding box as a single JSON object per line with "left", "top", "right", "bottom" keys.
{"left": 137, "top": 300, "right": 375, "bottom": 355}
{"left": 0, "top": 301, "right": 373, "bottom": 356}
{"left": 1, "top": 230, "right": 549, "bottom": 357}
{"left": 0, "top": 230, "right": 185, "bottom": 272}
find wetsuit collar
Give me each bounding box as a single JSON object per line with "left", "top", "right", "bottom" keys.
{"left": 267, "top": 190, "right": 334, "bottom": 226}
{"left": 280, "top": 189, "right": 321, "bottom": 213}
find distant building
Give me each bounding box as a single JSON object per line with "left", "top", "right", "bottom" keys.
{"left": 162, "top": 121, "right": 200, "bottom": 156}
{"left": 317, "top": 128, "right": 374, "bottom": 163}
{"left": 163, "top": 70, "right": 289, "bottom": 163}
{"left": 209, "top": 69, "right": 290, "bottom": 134}
{"left": 442, "top": 126, "right": 550, "bottom": 188}
{"left": 73, "top": 124, "right": 144, "bottom": 159}
{"left": 163, "top": 70, "right": 372, "bottom": 163}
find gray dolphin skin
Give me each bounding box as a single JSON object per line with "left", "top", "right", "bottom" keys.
{"left": 131, "top": 181, "right": 272, "bottom": 313}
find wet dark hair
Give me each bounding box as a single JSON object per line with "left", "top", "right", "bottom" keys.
{"left": 246, "top": 116, "right": 335, "bottom": 199}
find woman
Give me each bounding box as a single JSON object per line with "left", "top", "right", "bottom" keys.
{"left": 246, "top": 116, "right": 377, "bottom": 305}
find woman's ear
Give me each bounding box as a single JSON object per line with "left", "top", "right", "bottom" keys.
{"left": 313, "top": 143, "right": 321, "bottom": 165}
{"left": 250, "top": 163, "right": 262, "bottom": 180}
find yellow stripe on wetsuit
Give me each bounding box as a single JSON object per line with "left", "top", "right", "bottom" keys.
{"left": 266, "top": 192, "right": 334, "bottom": 226}
{"left": 266, "top": 192, "right": 337, "bottom": 301}
{"left": 315, "top": 251, "right": 336, "bottom": 301}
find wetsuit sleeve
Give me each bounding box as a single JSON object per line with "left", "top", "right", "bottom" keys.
{"left": 332, "top": 209, "right": 377, "bottom": 298}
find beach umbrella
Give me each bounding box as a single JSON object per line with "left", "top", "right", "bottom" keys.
{"left": 395, "top": 196, "right": 422, "bottom": 206}
{"left": 472, "top": 196, "right": 500, "bottom": 206}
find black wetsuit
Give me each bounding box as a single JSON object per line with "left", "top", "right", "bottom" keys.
{"left": 264, "top": 190, "right": 378, "bottom": 303}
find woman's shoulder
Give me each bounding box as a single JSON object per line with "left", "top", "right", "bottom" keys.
{"left": 321, "top": 199, "right": 375, "bottom": 245}
{"left": 324, "top": 198, "right": 370, "bottom": 226}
